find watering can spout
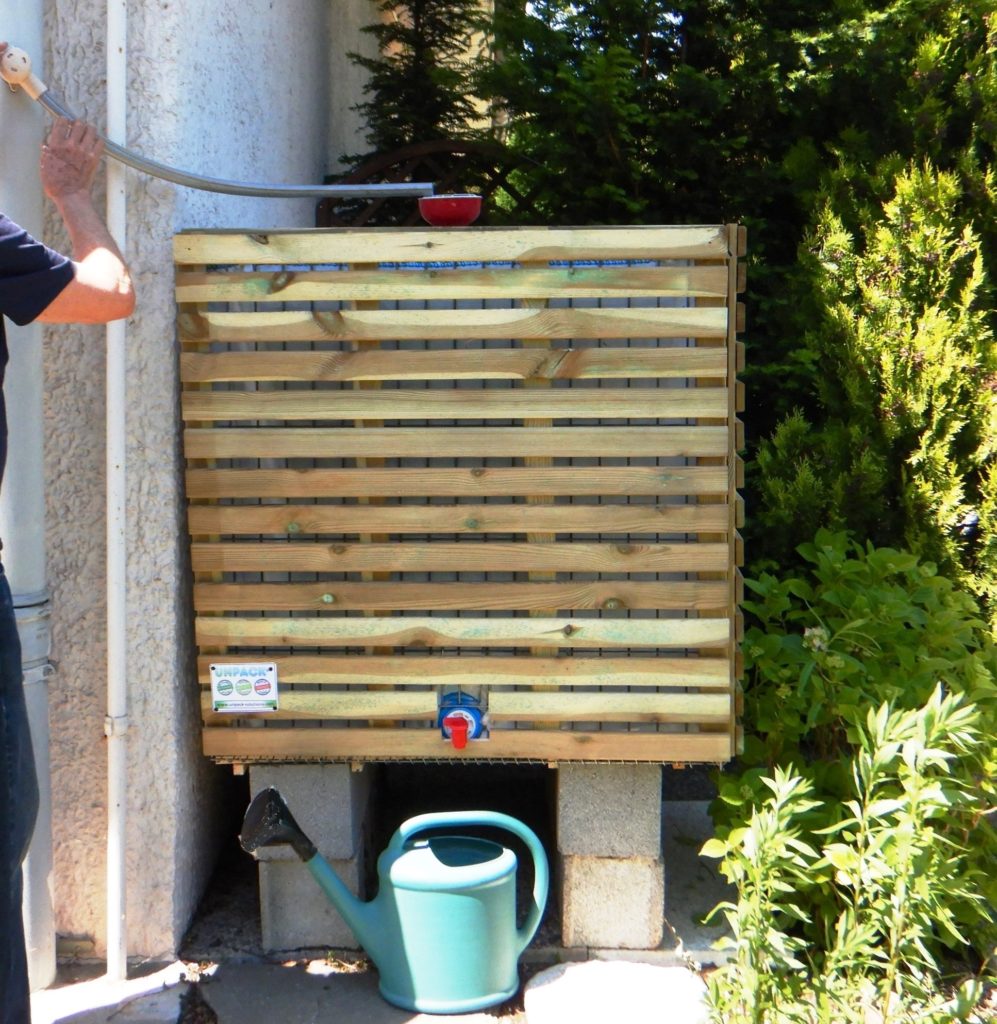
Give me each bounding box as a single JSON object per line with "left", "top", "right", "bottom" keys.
{"left": 239, "top": 787, "right": 317, "bottom": 862}
{"left": 239, "top": 788, "right": 384, "bottom": 958}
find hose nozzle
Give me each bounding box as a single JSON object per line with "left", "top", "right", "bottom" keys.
{"left": 0, "top": 46, "right": 47, "bottom": 101}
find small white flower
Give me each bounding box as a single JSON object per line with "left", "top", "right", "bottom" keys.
{"left": 803, "top": 626, "right": 830, "bottom": 652}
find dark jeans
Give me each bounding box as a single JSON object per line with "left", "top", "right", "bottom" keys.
{"left": 0, "top": 568, "right": 38, "bottom": 1024}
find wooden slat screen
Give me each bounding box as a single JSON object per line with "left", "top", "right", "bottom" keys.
{"left": 175, "top": 225, "right": 745, "bottom": 764}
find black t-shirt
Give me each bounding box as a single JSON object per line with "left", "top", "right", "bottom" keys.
{"left": 0, "top": 213, "right": 74, "bottom": 495}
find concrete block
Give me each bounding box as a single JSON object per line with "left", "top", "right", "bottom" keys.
{"left": 557, "top": 764, "right": 662, "bottom": 857}
{"left": 259, "top": 857, "right": 363, "bottom": 952}
{"left": 561, "top": 854, "right": 664, "bottom": 949}
{"left": 249, "top": 764, "right": 372, "bottom": 862}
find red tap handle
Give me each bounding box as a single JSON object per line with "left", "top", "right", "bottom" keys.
{"left": 443, "top": 714, "right": 470, "bottom": 750}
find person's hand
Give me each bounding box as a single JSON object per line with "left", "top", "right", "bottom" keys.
{"left": 40, "top": 118, "right": 105, "bottom": 203}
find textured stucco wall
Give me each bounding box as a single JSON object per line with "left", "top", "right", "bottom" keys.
{"left": 327, "top": 0, "right": 380, "bottom": 173}
{"left": 42, "top": 0, "right": 340, "bottom": 958}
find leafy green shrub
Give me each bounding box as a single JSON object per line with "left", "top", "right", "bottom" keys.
{"left": 703, "top": 768, "right": 821, "bottom": 1022}
{"left": 706, "top": 695, "right": 992, "bottom": 1023}
{"left": 711, "top": 532, "right": 997, "bottom": 975}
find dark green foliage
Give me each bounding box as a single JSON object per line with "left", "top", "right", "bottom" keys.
{"left": 347, "top": 0, "right": 487, "bottom": 157}
{"left": 436, "top": 3, "right": 992, "bottom": 511}
{"left": 477, "top": 0, "right": 687, "bottom": 223}
{"left": 741, "top": 2, "right": 997, "bottom": 509}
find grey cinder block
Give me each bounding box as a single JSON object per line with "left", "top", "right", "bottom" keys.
{"left": 557, "top": 764, "right": 662, "bottom": 858}
{"left": 259, "top": 857, "right": 363, "bottom": 952}
{"left": 561, "top": 854, "right": 664, "bottom": 949}
{"left": 249, "top": 764, "right": 374, "bottom": 951}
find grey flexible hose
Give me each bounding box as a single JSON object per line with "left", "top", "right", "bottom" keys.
{"left": 0, "top": 46, "right": 432, "bottom": 199}
{"left": 36, "top": 89, "right": 433, "bottom": 199}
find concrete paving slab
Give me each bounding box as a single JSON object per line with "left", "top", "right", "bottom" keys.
{"left": 205, "top": 962, "right": 525, "bottom": 1023}
{"left": 31, "top": 963, "right": 187, "bottom": 1024}
{"left": 524, "top": 960, "right": 709, "bottom": 1024}
{"left": 31, "top": 960, "right": 530, "bottom": 1024}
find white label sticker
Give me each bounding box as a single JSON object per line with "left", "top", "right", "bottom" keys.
{"left": 210, "top": 662, "right": 279, "bottom": 713}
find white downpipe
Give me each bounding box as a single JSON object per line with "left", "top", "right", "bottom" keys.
{"left": 0, "top": 0, "right": 57, "bottom": 993}
{"left": 104, "top": 0, "right": 129, "bottom": 984}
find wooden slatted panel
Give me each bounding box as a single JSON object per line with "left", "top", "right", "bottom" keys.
{"left": 176, "top": 224, "right": 744, "bottom": 764}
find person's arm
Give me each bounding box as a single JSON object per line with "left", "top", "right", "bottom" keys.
{"left": 35, "top": 117, "right": 135, "bottom": 324}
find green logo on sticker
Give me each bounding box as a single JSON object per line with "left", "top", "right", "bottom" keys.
{"left": 236, "top": 679, "right": 253, "bottom": 696}
{"left": 216, "top": 678, "right": 233, "bottom": 696}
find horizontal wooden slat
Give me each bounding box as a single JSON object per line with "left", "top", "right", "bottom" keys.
{"left": 183, "top": 425, "right": 729, "bottom": 460}
{"left": 180, "top": 347, "right": 728, "bottom": 383}
{"left": 186, "top": 501, "right": 732, "bottom": 536}
{"left": 178, "top": 306, "right": 726, "bottom": 344}
{"left": 197, "top": 654, "right": 732, "bottom": 689}
{"left": 488, "top": 691, "right": 730, "bottom": 723}
{"left": 174, "top": 225, "right": 731, "bottom": 266}
{"left": 201, "top": 726, "right": 735, "bottom": 763}
{"left": 195, "top": 615, "right": 730, "bottom": 650}
{"left": 180, "top": 386, "right": 728, "bottom": 423}
{"left": 201, "top": 689, "right": 438, "bottom": 722}
{"left": 186, "top": 466, "right": 728, "bottom": 500}
{"left": 190, "top": 540, "right": 731, "bottom": 573}
{"left": 201, "top": 690, "right": 729, "bottom": 725}
{"left": 176, "top": 264, "right": 730, "bottom": 304}
{"left": 193, "top": 579, "right": 731, "bottom": 612}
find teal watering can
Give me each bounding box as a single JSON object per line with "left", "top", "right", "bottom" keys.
{"left": 239, "top": 787, "right": 549, "bottom": 1014}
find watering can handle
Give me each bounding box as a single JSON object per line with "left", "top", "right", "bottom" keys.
{"left": 390, "top": 810, "right": 549, "bottom": 953}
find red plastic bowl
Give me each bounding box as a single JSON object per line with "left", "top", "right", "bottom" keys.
{"left": 418, "top": 193, "right": 482, "bottom": 227}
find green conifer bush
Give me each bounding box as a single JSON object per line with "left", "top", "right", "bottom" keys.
{"left": 755, "top": 164, "right": 997, "bottom": 618}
